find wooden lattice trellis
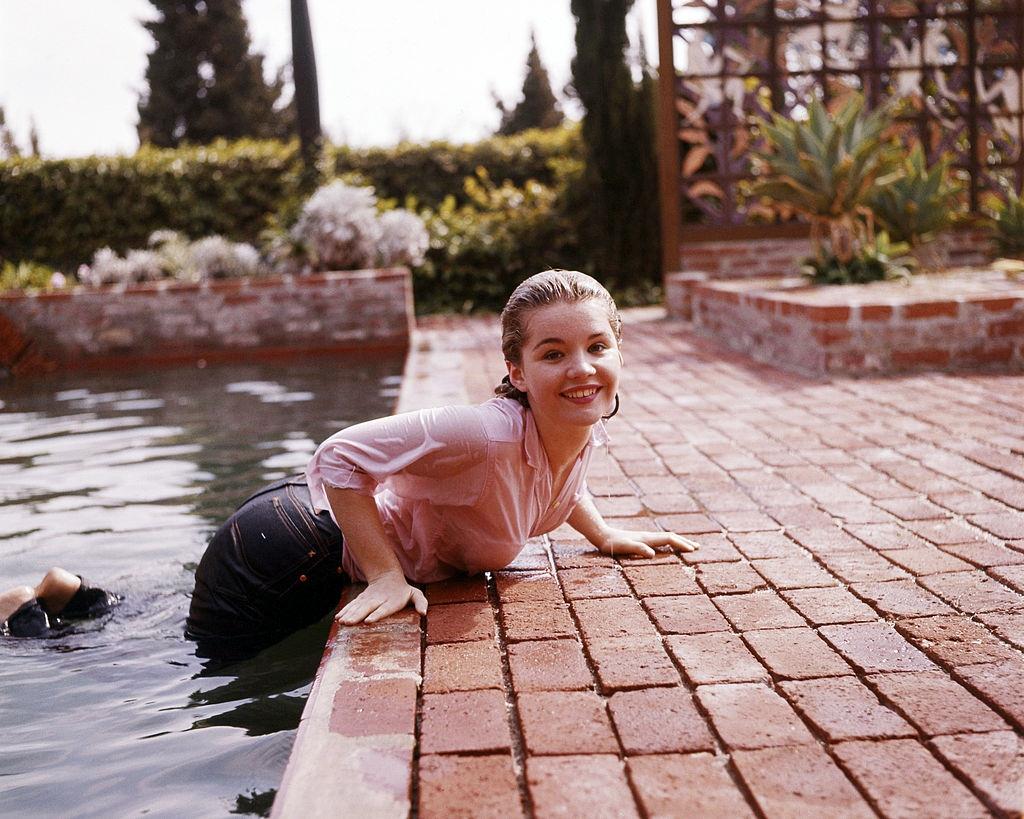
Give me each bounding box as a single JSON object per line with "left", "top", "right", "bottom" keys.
{"left": 655, "top": 0, "right": 1024, "bottom": 267}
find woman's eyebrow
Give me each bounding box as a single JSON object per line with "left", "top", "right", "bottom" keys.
{"left": 532, "top": 332, "right": 608, "bottom": 350}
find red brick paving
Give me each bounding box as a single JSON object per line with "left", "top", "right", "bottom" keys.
{"left": 281, "top": 311, "right": 1024, "bottom": 817}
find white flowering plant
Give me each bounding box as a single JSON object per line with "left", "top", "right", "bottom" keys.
{"left": 80, "top": 232, "right": 264, "bottom": 286}
{"left": 288, "top": 180, "right": 429, "bottom": 272}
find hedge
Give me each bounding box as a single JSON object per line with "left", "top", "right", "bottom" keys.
{"left": 0, "top": 128, "right": 581, "bottom": 270}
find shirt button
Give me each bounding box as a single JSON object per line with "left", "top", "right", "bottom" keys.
{"left": 308, "top": 550, "right": 316, "bottom": 558}
{"left": 299, "top": 574, "right": 308, "bottom": 582}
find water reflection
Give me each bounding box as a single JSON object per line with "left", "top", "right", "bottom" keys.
{"left": 0, "top": 353, "right": 402, "bottom": 816}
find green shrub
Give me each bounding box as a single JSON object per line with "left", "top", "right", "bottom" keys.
{"left": 414, "top": 167, "right": 584, "bottom": 313}
{"left": 328, "top": 126, "right": 581, "bottom": 208}
{"left": 0, "top": 259, "right": 62, "bottom": 292}
{"left": 800, "top": 232, "right": 914, "bottom": 285}
{"left": 0, "top": 140, "right": 301, "bottom": 269}
{"left": 987, "top": 186, "right": 1024, "bottom": 260}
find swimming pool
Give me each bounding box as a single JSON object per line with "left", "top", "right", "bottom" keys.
{"left": 0, "top": 353, "right": 404, "bottom": 816}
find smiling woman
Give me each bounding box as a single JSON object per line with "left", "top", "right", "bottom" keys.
{"left": 186, "top": 270, "right": 699, "bottom": 660}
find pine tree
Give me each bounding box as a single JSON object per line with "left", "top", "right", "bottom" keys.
{"left": 495, "top": 32, "right": 564, "bottom": 136}
{"left": 137, "top": 0, "right": 294, "bottom": 147}
{"left": 28, "top": 118, "right": 40, "bottom": 157}
{"left": 569, "top": 1, "right": 661, "bottom": 286}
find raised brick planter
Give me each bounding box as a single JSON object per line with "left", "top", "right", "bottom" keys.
{"left": 681, "top": 270, "right": 1024, "bottom": 377}
{"left": 0, "top": 267, "right": 413, "bottom": 378}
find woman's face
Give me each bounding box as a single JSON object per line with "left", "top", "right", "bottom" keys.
{"left": 506, "top": 299, "right": 622, "bottom": 431}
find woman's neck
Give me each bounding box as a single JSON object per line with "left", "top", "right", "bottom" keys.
{"left": 532, "top": 413, "right": 592, "bottom": 475}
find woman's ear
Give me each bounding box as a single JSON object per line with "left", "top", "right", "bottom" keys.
{"left": 506, "top": 360, "right": 527, "bottom": 393}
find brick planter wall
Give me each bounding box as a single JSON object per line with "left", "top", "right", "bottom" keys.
{"left": 689, "top": 271, "right": 1024, "bottom": 377}
{"left": 667, "top": 228, "right": 993, "bottom": 320}
{"left": 0, "top": 267, "right": 414, "bottom": 378}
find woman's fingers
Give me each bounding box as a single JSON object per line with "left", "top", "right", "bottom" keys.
{"left": 336, "top": 584, "right": 429, "bottom": 625}
{"left": 411, "top": 587, "right": 429, "bottom": 615}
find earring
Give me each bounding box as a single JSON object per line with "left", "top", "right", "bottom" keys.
{"left": 602, "top": 394, "right": 620, "bottom": 420}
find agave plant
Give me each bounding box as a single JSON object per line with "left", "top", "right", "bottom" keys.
{"left": 750, "top": 93, "right": 902, "bottom": 265}
{"left": 868, "top": 144, "right": 962, "bottom": 253}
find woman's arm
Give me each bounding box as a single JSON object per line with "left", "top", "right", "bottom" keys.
{"left": 325, "top": 486, "right": 427, "bottom": 624}
{"left": 567, "top": 495, "right": 699, "bottom": 558}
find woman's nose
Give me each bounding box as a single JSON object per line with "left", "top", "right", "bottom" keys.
{"left": 567, "top": 354, "right": 597, "bottom": 377}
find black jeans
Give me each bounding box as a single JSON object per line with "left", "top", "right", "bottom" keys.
{"left": 186, "top": 476, "right": 348, "bottom": 661}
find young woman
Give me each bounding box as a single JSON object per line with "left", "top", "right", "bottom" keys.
{"left": 186, "top": 270, "right": 698, "bottom": 661}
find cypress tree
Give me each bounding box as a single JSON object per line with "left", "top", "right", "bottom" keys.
{"left": 0, "top": 106, "right": 20, "bottom": 158}
{"left": 137, "top": 0, "right": 294, "bottom": 147}
{"left": 569, "top": 1, "right": 661, "bottom": 286}
{"left": 496, "top": 32, "right": 564, "bottom": 135}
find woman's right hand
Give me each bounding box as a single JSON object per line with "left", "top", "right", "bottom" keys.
{"left": 335, "top": 570, "right": 428, "bottom": 625}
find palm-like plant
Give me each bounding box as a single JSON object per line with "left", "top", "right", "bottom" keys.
{"left": 751, "top": 93, "right": 902, "bottom": 265}
{"left": 868, "top": 144, "right": 962, "bottom": 251}
{"left": 990, "top": 186, "right": 1024, "bottom": 261}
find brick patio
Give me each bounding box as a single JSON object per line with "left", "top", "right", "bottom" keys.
{"left": 274, "top": 308, "right": 1024, "bottom": 818}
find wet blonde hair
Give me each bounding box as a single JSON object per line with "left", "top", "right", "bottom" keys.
{"left": 495, "top": 270, "right": 622, "bottom": 407}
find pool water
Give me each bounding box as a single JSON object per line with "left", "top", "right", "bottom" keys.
{"left": 0, "top": 353, "right": 404, "bottom": 817}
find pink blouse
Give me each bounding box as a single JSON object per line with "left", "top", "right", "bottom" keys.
{"left": 305, "top": 396, "right": 608, "bottom": 583}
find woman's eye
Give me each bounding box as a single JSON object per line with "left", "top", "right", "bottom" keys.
{"left": 543, "top": 350, "right": 562, "bottom": 360}
{"left": 590, "top": 343, "right": 608, "bottom": 353}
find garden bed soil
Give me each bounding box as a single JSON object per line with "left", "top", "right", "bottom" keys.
{"left": 677, "top": 268, "right": 1024, "bottom": 377}
{"left": 0, "top": 267, "right": 413, "bottom": 378}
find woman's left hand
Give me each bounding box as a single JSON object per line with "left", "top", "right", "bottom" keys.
{"left": 595, "top": 528, "right": 700, "bottom": 559}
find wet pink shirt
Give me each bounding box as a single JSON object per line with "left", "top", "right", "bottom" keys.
{"left": 305, "top": 396, "right": 608, "bottom": 583}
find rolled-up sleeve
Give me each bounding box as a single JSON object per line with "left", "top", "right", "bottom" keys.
{"left": 305, "top": 404, "right": 491, "bottom": 513}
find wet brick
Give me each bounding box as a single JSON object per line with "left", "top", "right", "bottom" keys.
{"left": 627, "top": 754, "right": 755, "bottom": 818}
{"left": 558, "top": 565, "right": 631, "bottom": 599}
{"left": 816, "top": 549, "right": 911, "bottom": 583}
{"left": 939, "top": 540, "right": 1024, "bottom": 568}
{"left": 930, "top": 731, "right": 1024, "bottom": 817}
{"left": 696, "top": 682, "right": 816, "bottom": 750}
{"left": 712, "top": 590, "right": 805, "bottom": 632}
{"left": 879, "top": 546, "right": 973, "bottom": 576}
{"left": 571, "top": 596, "right": 659, "bottom": 640}
{"left": 424, "top": 575, "right": 489, "bottom": 604}
{"left": 494, "top": 571, "right": 564, "bottom": 604}
{"left": 749, "top": 556, "right": 837, "bottom": 589}
{"left": 423, "top": 640, "right": 503, "bottom": 693}
{"left": 834, "top": 739, "right": 989, "bottom": 818}
{"left": 426, "top": 601, "right": 495, "bottom": 644}
{"left": 517, "top": 691, "right": 618, "bottom": 755}
{"left": 586, "top": 636, "right": 680, "bottom": 691}
{"left": 420, "top": 689, "right": 511, "bottom": 754}
{"left": 819, "top": 622, "right": 936, "bottom": 673}
{"left": 732, "top": 745, "right": 875, "bottom": 818}
{"left": 418, "top": 754, "right": 523, "bottom": 819}
{"left": 896, "top": 615, "right": 1020, "bottom": 666}
{"left": 919, "top": 571, "right": 1024, "bottom": 614}
{"left": 608, "top": 687, "right": 715, "bottom": 754}
{"left": 527, "top": 755, "right": 639, "bottom": 819}
{"left": 500, "top": 601, "right": 576, "bottom": 642}
{"left": 696, "top": 561, "right": 767, "bottom": 595}
{"left": 665, "top": 632, "right": 769, "bottom": 685}
{"left": 850, "top": 579, "right": 955, "bottom": 618}
{"left": 780, "top": 586, "right": 878, "bottom": 625}
{"left": 643, "top": 594, "right": 732, "bottom": 635}
{"left": 621, "top": 563, "right": 700, "bottom": 596}
{"left": 780, "top": 677, "right": 914, "bottom": 741}
{"left": 507, "top": 639, "right": 592, "bottom": 692}
{"left": 729, "top": 531, "right": 798, "bottom": 559}
{"left": 953, "top": 658, "right": 1024, "bottom": 730}
{"left": 742, "top": 627, "right": 853, "bottom": 679}
{"left": 868, "top": 671, "right": 1009, "bottom": 736}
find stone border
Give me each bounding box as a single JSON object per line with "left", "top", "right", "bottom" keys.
{"left": 667, "top": 270, "right": 1024, "bottom": 377}
{"left": 0, "top": 267, "right": 413, "bottom": 378}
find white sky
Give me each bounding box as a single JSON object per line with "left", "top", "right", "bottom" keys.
{"left": 0, "top": 0, "right": 657, "bottom": 158}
